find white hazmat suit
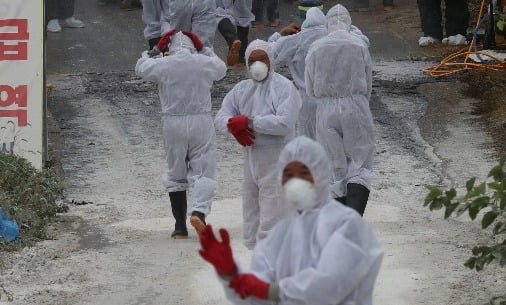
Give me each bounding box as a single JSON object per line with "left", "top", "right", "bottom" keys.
{"left": 163, "top": 0, "right": 217, "bottom": 48}
{"left": 221, "top": 136, "right": 384, "bottom": 305}
{"left": 216, "top": 0, "right": 255, "bottom": 28}
{"left": 268, "top": 7, "right": 327, "bottom": 140}
{"left": 143, "top": 0, "right": 179, "bottom": 50}
{"left": 142, "top": 0, "right": 163, "bottom": 43}
{"left": 305, "top": 4, "right": 374, "bottom": 209}
{"left": 216, "top": 0, "right": 254, "bottom": 65}
{"left": 214, "top": 40, "right": 301, "bottom": 249}
{"left": 135, "top": 32, "right": 227, "bottom": 219}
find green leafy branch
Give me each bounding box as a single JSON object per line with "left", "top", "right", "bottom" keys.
{"left": 424, "top": 156, "right": 506, "bottom": 304}
{"left": 424, "top": 156, "right": 506, "bottom": 271}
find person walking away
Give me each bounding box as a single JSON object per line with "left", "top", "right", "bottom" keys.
{"left": 216, "top": 0, "right": 255, "bottom": 66}
{"left": 135, "top": 31, "right": 227, "bottom": 238}
{"left": 142, "top": 0, "right": 166, "bottom": 49}
{"left": 268, "top": 7, "right": 327, "bottom": 139}
{"left": 198, "top": 136, "right": 384, "bottom": 305}
{"left": 214, "top": 39, "right": 301, "bottom": 249}
{"left": 305, "top": 4, "right": 374, "bottom": 216}
{"left": 162, "top": 0, "right": 217, "bottom": 48}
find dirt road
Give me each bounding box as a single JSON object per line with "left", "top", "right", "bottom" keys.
{"left": 0, "top": 0, "right": 504, "bottom": 304}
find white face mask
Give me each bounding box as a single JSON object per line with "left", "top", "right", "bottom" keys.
{"left": 249, "top": 61, "right": 269, "bottom": 82}
{"left": 283, "top": 177, "right": 316, "bottom": 211}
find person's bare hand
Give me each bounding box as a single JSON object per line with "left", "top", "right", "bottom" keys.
{"left": 280, "top": 23, "right": 301, "bottom": 36}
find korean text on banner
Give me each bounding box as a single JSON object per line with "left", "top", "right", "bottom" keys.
{"left": 0, "top": 0, "right": 44, "bottom": 168}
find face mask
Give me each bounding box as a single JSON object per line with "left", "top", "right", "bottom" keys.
{"left": 283, "top": 177, "right": 316, "bottom": 211}
{"left": 249, "top": 61, "right": 269, "bottom": 82}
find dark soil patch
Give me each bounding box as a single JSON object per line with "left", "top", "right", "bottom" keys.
{"left": 461, "top": 70, "right": 506, "bottom": 155}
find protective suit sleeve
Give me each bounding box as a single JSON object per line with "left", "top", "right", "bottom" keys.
{"left": 200, "top": 46, "right": 214, "bottom": 56}
{"left": 215, "top": 86, "right": 241, "bottom": 133}
{"left": 252, "top": 85, "right": 301, "bottom": 136}
{"left": 269, "top": 34, "right": 300, "bottom": 65}
{"left": 200, "top": 51, "right": 227, "bottom": 81}
{"left": 267, "top": 32, "right": 281, "bottom": 43}
{"left": 278, "top": 217, "right": 379, "bottom": 305}
{"left": 135, "top": 56, "right": 165, "bottom": 84}
{"left": 350, "top": 25, "right": 370, "bottom": 47}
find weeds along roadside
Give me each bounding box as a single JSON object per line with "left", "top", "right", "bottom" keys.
{"left": 0, "top": 153, "right": 67, "bottom": 254}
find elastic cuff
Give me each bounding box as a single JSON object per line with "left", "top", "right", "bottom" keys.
{"left": 219, "top": 265, "right": 239, "bottom": 281}
{"left": 268, "top": 283, "right": 281, "bottom": 303}
{"left": 248, "top": 117, "right": 254, "bottom": 129}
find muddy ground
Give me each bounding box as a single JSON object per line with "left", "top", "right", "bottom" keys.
{"left": 1, "top": 0, "right": 505, "bottom": 304}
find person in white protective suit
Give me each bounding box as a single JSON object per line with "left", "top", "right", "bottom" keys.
{"left": 216, "top": 0, "right": 255, "bottom": 66}
{"left": 162, "top": 0, "right": 217, "bottom": 48}
{"left": 141, "top": 0, "right": 164, "bottom": 49}
{"left": 267, "top": 7, "right": 327, "bottom": 140}
{"left": 135, "top": 31, "right": 227, "bottom": 239}
{"left": 214, "top": 39, "right": 301, "bottom": 249}
{"left": 267, "top": 7, "right": 369, "bottom": 140}
{"left": 305, "top": 4, "right": 374, "bottom": 216}
{"left": 141, "top": 0, "right": 178, "bottom": 50}
{"left": 198, "top": 136, "right": 384, "bottom": 305}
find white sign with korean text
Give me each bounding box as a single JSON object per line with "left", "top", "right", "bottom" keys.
{"left": 0, "top": 0, "right": 44, "bottom": 168}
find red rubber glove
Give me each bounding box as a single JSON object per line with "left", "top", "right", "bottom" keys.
{"left": 227, "top": 115, "right": 250, "bottom": 134}
{"left": 156, "top": 29, "right": 177, "bottom": 53}
{"left": 182, "top": 30, "right": 204, "bottom": 51}
{"left": 232, "top": 128, "right": 255, "bottom": 147}
{"left": 198, "top": 225, "right": 238, "bottom": 276}
{"left": 229, "top": 273, "right": 269, "bottom": 300}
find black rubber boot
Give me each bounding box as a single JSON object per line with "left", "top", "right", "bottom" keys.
{"left": 237, "top": 26, "right": 250, "bottom": 64}
{"left": 218, "top": 18, "right": 238, "bottom": 47}
{"left": 335, "top": 196, "right": 347, "bottom": 204}
{"left": 344, "top": 183, "right": 370, "bottom": 216}
{"left": 169, "top": 191, "right": 188, "bottom": 238}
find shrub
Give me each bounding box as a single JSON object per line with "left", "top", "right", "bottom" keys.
{"left": 0, "top": 153, "right": 67, "bottom": 251}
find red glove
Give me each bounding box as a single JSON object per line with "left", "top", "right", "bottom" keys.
{"left": 227, "top": 115, "right": 250, "bottom": 134}
{"left": 157, "top": 29, "right": 177, "bottom": 53}
{"left": 198, "top": 225, "right": 238, "bottom": 276}
{"left": 229, "top": 273, "right": 269, "bottom": 300}
{"left": 182, "top": 30, "right": 204, "bottom": 51}
{"left": 232, "top": 128, "right": 255, "bottom": 147}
